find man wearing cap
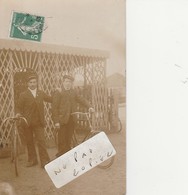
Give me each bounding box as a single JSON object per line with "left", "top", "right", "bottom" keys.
{"left": 16, "top": 73, "right": 51, "bottom": 168}
{"left": 52, "top": 75, "right": 94, "bottom": 157}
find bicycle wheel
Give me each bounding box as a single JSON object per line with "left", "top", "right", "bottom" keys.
{"left": 11, "top": 131, "right": 18, "bottom": 177}
{"left": 85, "top": 131, "right": 115, "bottom": 169}
{"left": 117, "top": 118, "right": 122, "bottom": 133}
{"left": 108, "top": 117, "right": 122, "bottom": 134}
{"left": 98, "top": 155, "right": 115, "bottom": 169}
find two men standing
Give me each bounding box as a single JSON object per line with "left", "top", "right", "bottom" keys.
{"left": 16, "top": 73, "right": 94, "bottom": 167}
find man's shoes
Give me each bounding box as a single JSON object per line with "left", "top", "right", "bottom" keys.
{"left": 25, "top": 160, "right": 38, "bottom": 167}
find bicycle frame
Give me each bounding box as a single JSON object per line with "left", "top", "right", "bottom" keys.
{"left": 71, "top": 112, "right": 96, "bottom": 141}
{"left": 70, "top": 112, "right": 115, "bottom": 169}
{"left": 71, "top": 112, "right": 92, "bottom": 129}
{"left": 2, "top": 116, "right": 28, "bottom": 176}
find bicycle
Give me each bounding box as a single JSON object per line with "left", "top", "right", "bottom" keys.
{"left": 107, "top": 94, "right": 123, "bottom": 134}
{"left": 70, "top": 112, "right": 115, "bottom": 169}
{"left": 2, "top": 116, "right": 28, "bottom": 176}
{"left": 107, "top": 110, "right": 122, "bottom": 134}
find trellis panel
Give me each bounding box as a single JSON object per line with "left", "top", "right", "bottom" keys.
{"left": 0, "top": 50, "right": 14, "bottom": 147}
{"left": 0, "top": 47, "right": 109, "bottom": 148}
{"left": 91, "top": 57, "right": 108, "bottom": 131}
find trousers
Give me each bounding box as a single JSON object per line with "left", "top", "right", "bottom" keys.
{"left": 57, "top": 117, "right": 74, "bottom": 156}
{"left": 25, "top": 125, "right": 50, "bottom": 165}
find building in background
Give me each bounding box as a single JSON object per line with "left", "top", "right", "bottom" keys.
{"left": 106, "top": 72, "right": 126, "bottom": 103}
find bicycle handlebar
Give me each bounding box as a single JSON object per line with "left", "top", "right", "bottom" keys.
{"left": 71, "top": 112, "right": 93, "bottom": 130}
{"left": 71, "top": 112, "right": 90, "bottom": 115}
{"left": 2, "top": 116, "right": 28, "bottom": 126}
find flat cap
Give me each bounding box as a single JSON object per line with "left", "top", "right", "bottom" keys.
{"left": 63, "top": 74, "right": 74, "bottom": 81}
{"left": 26, "top": 73, "right": 38, "bottom": 82}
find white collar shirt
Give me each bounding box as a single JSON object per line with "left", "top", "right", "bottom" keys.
{"left": 28, "top": 88, "right": 37, "bottom": 98}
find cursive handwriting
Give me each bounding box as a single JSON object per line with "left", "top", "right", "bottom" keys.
{"left": 72, "top": 149, "right": 113, "bottom": 177}
{"left": 73, "top": 169, "right": 79, "bottom": 176}
{"left": 53, "top": 148, "right": 114, "bottom": 177}
{"left": 74, "top": 152, "right": 78, "bottom": 162}
{"left": 45, "top": 132, "right": 116, "bottom": 188}
{"left": 54, "top": 168, "right": 61, "bottom": 175}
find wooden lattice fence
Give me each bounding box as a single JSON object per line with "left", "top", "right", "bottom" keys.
{"left": 0, "top": 40, "right": 109, "bottom": 148}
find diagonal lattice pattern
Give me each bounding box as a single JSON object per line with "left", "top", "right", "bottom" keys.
{"left": 91, "top": 58, "right": 108, "bottom": 131}
{"left": 0, "top": 48, "right": 109, "bottom": 148}
{"left": 0, "top": 49, "right": 14, "bottom": 147}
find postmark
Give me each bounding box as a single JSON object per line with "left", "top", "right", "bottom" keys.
{"left": 45, "top": 132, "right": 116, "bottom": 188}
{"left": 9, "top": 11, "right": 46, "bottom": 42}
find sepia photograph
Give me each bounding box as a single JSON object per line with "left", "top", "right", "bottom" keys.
{"left": 0, "top": 0, "right": 126, "bottom": 194}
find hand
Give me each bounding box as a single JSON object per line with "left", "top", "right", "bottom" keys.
{"left": 88, "top": 107, "right": 95, "bottom": 113}
{"left": 55, "top": 123, "right": 60, "bottom": 129}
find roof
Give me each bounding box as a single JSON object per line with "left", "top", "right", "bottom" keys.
{"left": 0, "top": 38, "right": 110, "bottom": 58}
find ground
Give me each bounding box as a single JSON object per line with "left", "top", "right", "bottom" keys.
{"left": 0, "top": 106, "right": 126, "bottom": 195}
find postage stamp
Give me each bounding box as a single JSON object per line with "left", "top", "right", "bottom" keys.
{"left": 9, "top": 11, "right": 45, "bottom": 42}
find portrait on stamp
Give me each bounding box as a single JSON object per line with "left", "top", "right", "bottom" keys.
{"left": 10, "top": 12, "right": 45, "bottom": 42}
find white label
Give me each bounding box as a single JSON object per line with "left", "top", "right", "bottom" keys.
{"left": 45, "top": 132, "right": 116, "bottom": 188}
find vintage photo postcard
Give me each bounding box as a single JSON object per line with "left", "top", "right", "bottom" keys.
{"left": 0, "top": 0, "right": 126, "bottom": 194}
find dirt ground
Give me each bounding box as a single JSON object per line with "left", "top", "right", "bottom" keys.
{"left": 0, "top": 106, "right": 126, "bottom": 195}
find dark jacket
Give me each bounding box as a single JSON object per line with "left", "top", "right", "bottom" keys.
{"left": 16, "top": 89, "right": 52, "bottom": 127}
{"left": 52, "top": 88, "right": 91, "bottom": 125}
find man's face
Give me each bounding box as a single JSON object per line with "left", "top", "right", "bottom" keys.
{"left": 63, "top": 78, "right": 73, "bottom": 90}
{"left": 27, "top": 78, "right": 37, "bottom": 90}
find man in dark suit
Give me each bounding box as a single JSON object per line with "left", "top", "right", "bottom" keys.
{"left": 16, "top": 73, "right": 51, "bottom": 167}
{"left": 52, "top": 75, "right": 94, "bottom": 157}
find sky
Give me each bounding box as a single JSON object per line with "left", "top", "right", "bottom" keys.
{"left": 0, "top": 0, "right": 126, "bottom": 76}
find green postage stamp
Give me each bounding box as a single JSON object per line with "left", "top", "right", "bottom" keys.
{"left": 9, "top": 12, "right": 45, "bottom": 42}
